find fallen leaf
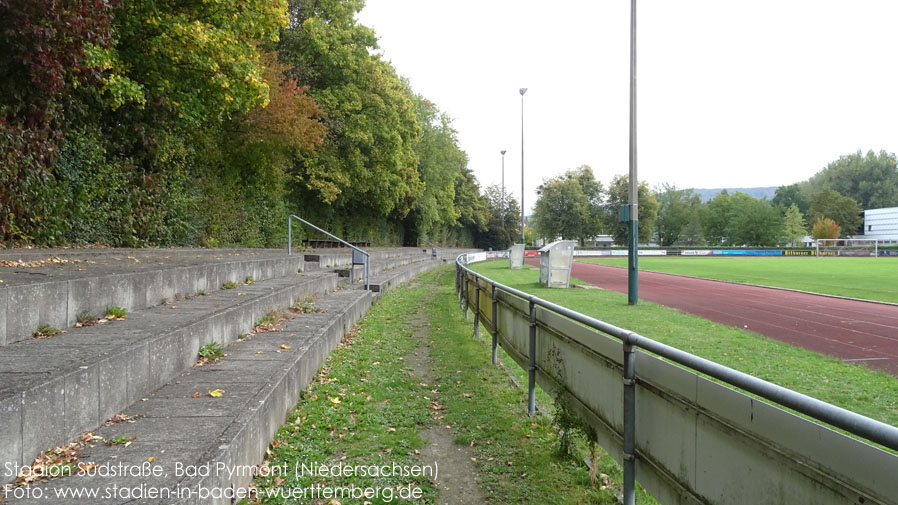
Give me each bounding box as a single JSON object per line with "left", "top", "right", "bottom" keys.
{"left": 170, "top": 306, "right": 178, "bottom": 310}
{"left": 147, "top": 457, "right": 156, "bottom": 463}
{"left": 329, "top": 397, "right": 341, "bottom": 405}
{"left": 192, "top": 392, "right": 201, "bottom": 398}
{"left": 280, "top": 344, "right": 291, "bottom": 350}
{"left": 208, "top": 389, "right": 225, "bottom": 398}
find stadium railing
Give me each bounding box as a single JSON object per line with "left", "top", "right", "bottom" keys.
{"left": 456, "top": 251, "right": 898, "bottom": 505}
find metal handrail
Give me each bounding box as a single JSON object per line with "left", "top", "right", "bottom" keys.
{"left": 289, "top": 215, "right": 369, "bottom": 290}
{"left": 422, "top": 241, "right": 438, "bottom": 257}
{"left": 457, "top": 251, "right": 898, "bottom": 505}
{"left": 455, "top": 252, "right": 898, "bottom": 450}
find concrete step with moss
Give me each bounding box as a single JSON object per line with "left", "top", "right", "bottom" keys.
{"left": 363, "top": 248, "right": 477, "bottom": 296}
{"left": 0, "top": 288, "right": 371, "bottom": 504}
{"left": 303, "top": 246, "right": 434, "bottom": 277}
{"left": 0, "top": 249, "right": 306, "bottom": 347}
{"left": 0, "top": 270, "right": 339, "bottom": 487}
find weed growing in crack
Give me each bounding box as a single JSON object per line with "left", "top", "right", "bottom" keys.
{"left": 33, "top": 324, "right": 62, "bottom": 338}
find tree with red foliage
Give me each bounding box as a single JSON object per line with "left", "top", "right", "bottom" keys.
{"left": 0, "top": 0, "right": 118, "bottom": 242}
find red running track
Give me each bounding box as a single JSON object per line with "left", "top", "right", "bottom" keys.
{"left": 526, "top": 258, "right": 898, "bottom": 375}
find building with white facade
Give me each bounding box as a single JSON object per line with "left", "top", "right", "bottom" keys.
{"left": 860, "top": 207, "right": 898, "bottom": 244}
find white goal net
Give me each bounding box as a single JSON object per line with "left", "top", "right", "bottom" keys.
{"left": 815, "top": 239, "right": 879, "bottom": 257}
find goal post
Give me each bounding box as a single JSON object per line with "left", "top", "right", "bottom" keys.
{"left": 815, "top": 238, "right": 879, "bottom": 257}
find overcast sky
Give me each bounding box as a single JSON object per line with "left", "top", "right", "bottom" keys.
{"left": 357, "top": 1, "right": 898, "bottom": 212}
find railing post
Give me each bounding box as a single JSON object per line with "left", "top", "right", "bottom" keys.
{"left": 491, "top": 284, "right": 499, "bottom": 365}
{"left": 464, "top": 272, "right": 469, "bottom": 320}
{"left": 622, "top": 338, "right": 637, "bottom": 505}
{"left": 288, "top": 217, "right": 292, "bottom": 256}
{"left": 473, "top": 277, "right": 480, "bottom": 338}
{"left": 364, "top": 255, "right": 369, "bottom": 290}
{"left": 528, "top": 300, "right": 537, "bottom": 417}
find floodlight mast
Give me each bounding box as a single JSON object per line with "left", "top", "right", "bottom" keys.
{"left": 500, "top": 150, "right": 507, "bottom": 200}
{"left": 520, "top": 88, "right": 527, "bottom": 245}
{"left": 627, "top": 0, "right": 639, "bottom": 307}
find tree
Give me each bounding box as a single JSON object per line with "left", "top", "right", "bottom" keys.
{"left": 452, "top": 168, "right": 489, "bottom": 233}
{"left": 531, "top": 177, "right": 591, "bottom": 243}
{"left": 233, "top": 51, "right": 326, "bottom": 166}
{"left": 278, "top": 0, "right": 422, "bottom": 218}
{"left": 476, "top": 186, "right": 518, "bottom": 250}
{"left": 409, "top": 92, "right": 467, "bottom": 240}
{"left": 0, "top": 0, "right": 119, "bottom": 243}
{"left": 772, "top": 184, "right": 810, "bottom": 216}
{"left": 604, "top": 175, "right": 659, "bottom": 245}
{"left": 701, "top": 190, "right": 732, "bottom": 246}
{"left": 109, "top": 0, "right": 289, "bottom": 121}
{"left": 808, "top": 189, "right": 863, "bottom": 238}
{"left": 680, "top": 212, "right": 706, "bottom": 246}
{"left": 726, "top": 193, "right": 783, "bottom": 246}
{"left": 807, "top": 150, "right": 898, "bottom": 210}
{"left": 783, "top": 204, "right": 807, "bottom": 246}
{"left": 655, "top": 184, "right": 701, "bottom": 246}
{"left": 570, "top": 165, "right": 605, "bottom": 234}
{"left": 531, "top": 166, "right": 603, "bottom": 244}
{"left": 811, "top": 217, "right": 840, "bottom": 240}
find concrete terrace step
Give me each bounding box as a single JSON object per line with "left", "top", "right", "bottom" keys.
{"left": 365, "top": 258, "right": 442, "bottom": 295}
{"left": 0, "top": 270, "right": 339, "bottom": 486}
{"left": 302, "top": 246, "right": 434, "bottom": 273}
{"left": 0, "top": 249, "right": 305, "bottom": 347}
{"left": 362, "top": 248, "right": 479, "bottom": 297}
{"left": 2, "top": 288, "right": 372, "bottom": 504}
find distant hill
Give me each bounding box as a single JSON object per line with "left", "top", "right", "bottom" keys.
{"left": 691, "top": 186, "right": 778, "bottom": 202}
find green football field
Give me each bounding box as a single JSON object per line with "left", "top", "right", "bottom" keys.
{"left": 578, "top": 256, "right": 898, "bottom": 303}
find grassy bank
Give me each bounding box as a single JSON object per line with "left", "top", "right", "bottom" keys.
{"left": 467, "top": 260, "right": 898, "bottom": 430}
{"left": 249, "top": 267, "right": 639, "bottom": 504}
{"left": 578, "top": 256, "right": 898, "bottom": 303}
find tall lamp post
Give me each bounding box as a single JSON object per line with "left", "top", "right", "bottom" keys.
{"left": 627, "top": 1, "right": 638, "bottom": 306}
{"left": 519, "top": 88, "right": 527, "bottom": 245}
{"left": 500, "top": 150, "right": 507, "bottom": 199}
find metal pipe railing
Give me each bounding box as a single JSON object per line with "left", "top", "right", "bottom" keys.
{"left": 288, "top": 215, "right": 369, "bottom": 290}
{"left": 455, "top": 252, "right": 898, "bottom": 497}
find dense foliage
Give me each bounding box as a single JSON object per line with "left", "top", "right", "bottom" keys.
{"left": 0, "top": 0, "right": 488, "bottom": 247}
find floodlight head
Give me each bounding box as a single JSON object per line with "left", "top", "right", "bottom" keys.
{"left": 501, "top": 150, "right": 507, "bottom": 155}
{"left": 520, "top": 88, "right": 528, "bottom": 96}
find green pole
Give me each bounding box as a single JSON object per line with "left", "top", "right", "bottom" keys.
{"left": 628, "top": 217, "right": 638, "bottom": 305}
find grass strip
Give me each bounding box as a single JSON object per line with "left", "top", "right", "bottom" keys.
{"left": 425, "top": 267, "right": 656, "bottom": 504}
{"left": 579, "top": 256, "right": 898, "bottom": 303}
{"left": 249, "top": 266, "right": 645, "bottom": 504}
{"left": 468, "top": 260, "right": 898, "bottom": 432}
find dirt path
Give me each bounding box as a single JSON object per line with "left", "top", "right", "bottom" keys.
{"left": 405, "top": 310, "right": 486, "bottom": 505}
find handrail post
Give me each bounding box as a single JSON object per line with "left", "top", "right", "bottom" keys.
{"left": 491, "top": 283, "right": 499, "bottom": 365}
{"left": 287, "top": 215, "right": 369, "bottom": 290}
{"left": 473, "top": 277, "right": 480, "bottom": 338}
{"left": 463, "top": 272, "right": 469, "bottom": 320}
{"left": 528, "top": 300, "right": 537, "bottom": 417}
{"left": 622, "top": 338, "right": 637, "bottom": 505}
